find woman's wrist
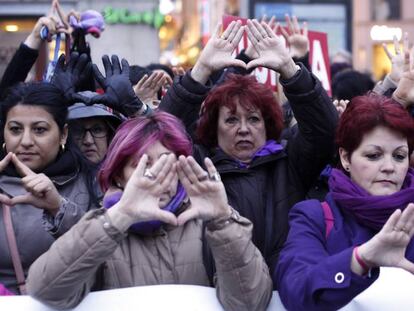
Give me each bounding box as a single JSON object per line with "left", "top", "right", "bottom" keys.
{"left": 24, "top": 32, "right": 42, "bottom": 50}
{"left": 279, "top": 59, "right": 300, "bottom": 80}
{"left": 191, "top": 62, "right": 212, "bottom": 85}
{"left": 351, "top": 244, "right": 376, "bottom": 276}
{"left": 106, "top": 203, "right": 135, "bottom": 232}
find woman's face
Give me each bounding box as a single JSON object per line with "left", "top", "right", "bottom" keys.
{"left": 339, "top": 126, "right": 409, "bottom": 196}
{"left": 4, "top": 104, "right": 67, "bottom": 172}
{"left": 70, "top": 118, "right": 109, "bottom": 164}
{"left": 217, "top": 100, "right": 266, "bottom": 163}
{"left": 117, "top": 140, "right": 178, "bottom": 208}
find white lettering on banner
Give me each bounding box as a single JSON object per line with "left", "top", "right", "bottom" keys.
{"left": 311, "top": 40, "right": 331, "bottom": 93}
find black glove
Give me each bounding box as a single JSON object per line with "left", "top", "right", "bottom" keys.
{"left": 89, "top": 55, "right": 147, "bottom": 116}
{"left": 50, "top": 52, "right": 92, "bottom": 103}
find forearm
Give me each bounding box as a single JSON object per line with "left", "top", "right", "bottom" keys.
{"left": 28, "top": 209, "right": 125, "bottom": 308}
{"left": 159, "top": 72, "right": 211, "bottom": 135}
{"left": 43, "top": 196, "right": 92, "bottom": 238}
{"left": 0, "top": 43, "right": 39, "bottom": 96}
{"left": 373, "top": 74, "right": 398, "bottom": 96}
{"left": 278, "top": 246, "right": 378, "bottom": 311}
{"left": 206, "top": 215, "right": 272, "bottom": 311}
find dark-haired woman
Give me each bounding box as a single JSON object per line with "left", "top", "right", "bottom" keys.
{"left": 276, "top": 94, "right": 414, "bottom": 311}
{"left": 0, "top": 82, "right": 99, "bottom": 295}
{"left": 160, "top": 20, "right": 338, "bottom": 284}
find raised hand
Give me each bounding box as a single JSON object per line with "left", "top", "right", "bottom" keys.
{"left": 113, "top": 153, "right": 178, "bottom": 226}
{"left": 133, "top": 71, "right": 166, "bottom": 107}
{"left": 245, "top": 16, "right": 276, "bottom": 59}
{"left": 333, "top": 99, "right": 349, "bottom": 117}
{"left": 279, "top": 14, "right": 309, "bottom": 59}
{"left": 392, "top": 46, "right": 414, "bottom": 108}
{"left": 172, "top": 66, "right": 185, "bottom": 77}
{"left": 383, "top": 33, "right": 410, "bottom": 83}
{"left": 0, "top": 154, "right": 61, "bottom": 215}
{"left": 191, "top": 21, "right": 246, "bottom": 84}
{"left": 246, "top": 19, "right": 298, "bottom": 79}
{"left": 88, "top": 55, "right": 146, "bottom": 116}
{"left": 50, "top": 51, "right": 91, "bottom": 103}
{"left": 176, "top": 156, "right": 231, "bottom": 226}
{"left": 357, "top": 204, "right": 414, "bottom": 274}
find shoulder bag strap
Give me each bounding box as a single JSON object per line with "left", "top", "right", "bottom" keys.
{"left": 321, "top": 201, "right": 334, "bottom": 239}
{"left": 2, "top": 204, "right": 27, "bottom": 295}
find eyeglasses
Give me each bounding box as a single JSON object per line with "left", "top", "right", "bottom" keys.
{"left": 71, "top": 125, "right": 108, "bottom": 139}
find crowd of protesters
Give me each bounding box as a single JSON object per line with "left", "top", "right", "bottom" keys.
{"left": 1, "top": 1, "right": 414, "bottom": 311}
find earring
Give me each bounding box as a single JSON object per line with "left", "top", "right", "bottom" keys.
{"left": 345, "top": 167, "right": 350, "bottom": 171}
{"left": 2, "top": 143, "right": 5, "bottom": 152}
{"left": 61, "top": 144, "right": 65, "bottom": 152}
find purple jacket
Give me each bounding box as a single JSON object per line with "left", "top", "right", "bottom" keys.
{"left": 275, "top": 194, "right": 414, "bottom": 311}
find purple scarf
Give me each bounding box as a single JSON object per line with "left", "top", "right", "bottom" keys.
{"left": 0, "top": 283, "right": 14, "bottom": 296}
{"left": 234, "top": 140, "right": 283, "bottom": 168}
{"left": 329, "top": 168, "right": 414, "bottom": 231}
{"left": 103, "top": 184, "right": 186, "bottom": 235}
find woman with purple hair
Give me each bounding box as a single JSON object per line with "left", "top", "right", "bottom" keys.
{"left": 26, "top": 111, "right": 272, "bottom": 311}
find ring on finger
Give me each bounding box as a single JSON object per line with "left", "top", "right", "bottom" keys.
{"left": 143, "top": 169, "right": 156, "bottom": 180}
{"left": 197, "top": 174, "right": 209, "bottom": 182}
{"left": 209, "top": 172, "right": 221, "bottom": 182}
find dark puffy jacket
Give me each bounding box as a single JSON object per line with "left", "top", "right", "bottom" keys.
{"left": 159, "top": 64, "right": 338, "bottom": 287}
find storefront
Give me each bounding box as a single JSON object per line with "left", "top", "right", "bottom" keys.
{"left": 353, "top": 0, "right": 414, "bottom": 80}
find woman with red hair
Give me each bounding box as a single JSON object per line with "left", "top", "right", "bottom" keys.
{"left": 276, "top": 94, "right": 414, "bottom": 310}
{"left": 160, "top": 20, "right": 338, "bottom": 286}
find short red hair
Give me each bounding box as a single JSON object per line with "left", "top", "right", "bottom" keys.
{"left": 336, "top": 94, "right": 414, "bottom": 156}
{"left": 196, "top": 74, "right": 283, "bottom": 147}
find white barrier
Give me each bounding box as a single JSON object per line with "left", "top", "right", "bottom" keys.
{"left": 0, "top": 267, "right": 413, "bottom": 310}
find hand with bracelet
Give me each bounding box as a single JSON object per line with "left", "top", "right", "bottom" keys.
{"left": 352, "top": 204, "right": 414, "bottom": 275}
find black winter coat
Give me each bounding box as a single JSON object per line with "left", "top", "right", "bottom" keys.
{"left": 159, "top": 64, "right": 338, "bottom": 287}
{"left": 0, "top": 43, "right": 39, "bottom": 98}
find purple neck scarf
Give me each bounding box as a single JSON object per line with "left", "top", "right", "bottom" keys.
{"left": 233, "top": 140, "right": 283, "bottom": 168}
{"left": 329, "top": 168, "right": 414, "bottom": 231}
{"left": 103, "top": 184, "right": 186, "bottom": 235}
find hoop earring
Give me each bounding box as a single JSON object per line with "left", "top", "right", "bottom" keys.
{"left": 2, "top": 143, "right": 6, "bottom": 152}
{"left": 61, "top": 144, "right": 65, "bottom": 152}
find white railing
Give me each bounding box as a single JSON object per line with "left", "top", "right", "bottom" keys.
{"left": 0, "top": 267, "right": 413, "bottom": 310}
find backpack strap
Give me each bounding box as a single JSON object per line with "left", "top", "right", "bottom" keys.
{"left": 321, "top": 201, "right": 334, "bottom": 238}
{"left": 2, "top": 204, "right": 27, "bottom": 294}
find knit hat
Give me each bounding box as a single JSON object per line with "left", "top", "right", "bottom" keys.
{"left": 70, "top": 10, "right": 105, "bottom": 38}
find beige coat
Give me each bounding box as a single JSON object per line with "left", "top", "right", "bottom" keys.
{"left": 27, "top": 208, "right": 272, "bottom": 311}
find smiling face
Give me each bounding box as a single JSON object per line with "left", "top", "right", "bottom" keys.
{"left": 4, "top": 104, "right": 68, "bottom": 172}
{"left": 339, "top": 126, "right": 409, "bottom": 196}
{"left": 117, "top": 140, "right": 178, "bottom": 208}
{"left": 217, "top": 100, "right": 266, "bottom": 163}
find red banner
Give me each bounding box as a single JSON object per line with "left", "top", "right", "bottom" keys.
{"left": 222, "top": 15, "right": 332, "bottom": 96}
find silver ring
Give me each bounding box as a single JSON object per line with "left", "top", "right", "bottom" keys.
{"left": 143, "top": 169, "right": 156, "bottom": 180}
{"left": 209, "top": 172, "right": 221, "bottom": 182}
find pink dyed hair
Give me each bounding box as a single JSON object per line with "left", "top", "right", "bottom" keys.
{"left": 98, "top": 111, "right": 192, "bottom": 191}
